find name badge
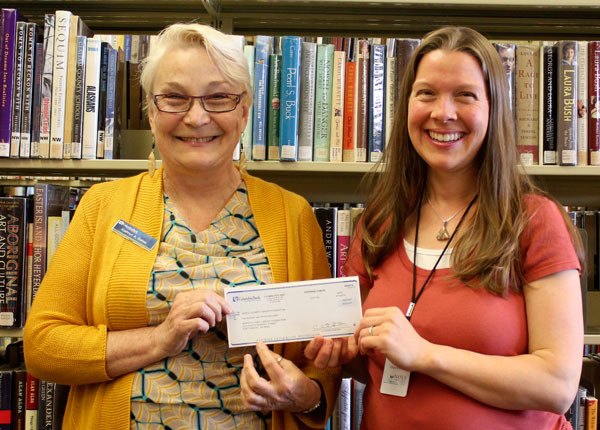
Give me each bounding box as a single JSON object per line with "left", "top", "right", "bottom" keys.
{"left": 112, "top": 219, "right": 157, "bottom": 251}
{"left": 380, "top": 359, "right": 410, "bottom": 397}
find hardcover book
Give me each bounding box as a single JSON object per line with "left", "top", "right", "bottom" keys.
{"left": 252, "top": 35, "right": 274, "bottom": 161}
{"left": 19, "top": 22, "right": 39, "bottom": 159}
{"left": 589, "top": 41, "right": 600, "bottom": 165}
{"left": 10, "top": 21, "right": 27, "bottom": 159}
{"left": 267, "top": 46, "right": 282, "bottom": 160}
{"left": 355, "top": 39, "right": 370, "bottom": 163}
{"left": 298, "top": 41, "right": 317, "bottom": 161}
{"left": 0, "top": 365, "right": 13, "bottom": 430}
{"left": 329, "top": 49, "right": 345, "bottom": 163}
{"left": 241, "top": 43, "right": 254, "bottom": 161}
{"left": 494, "top": 42, "right": 517, "bottom": 114}
{"left": 70, "top": 35, "right": 88, "bottom": 159}
{"left": 313, "top": 43, "right": 334, "bottom": 162}
{"left": 96, "top": 41, "right": 110, "bottom": 159}
{"left": 37, "top": 13, "right": 55, "bottom": 159}
{"left": 556, "top": 40, "right": 578, "bottom": 166}
{"left": 541, "top": 43, "right": 557, "bottom": 165}
{"left": 49, "top": 10, "right": 73, "bottom": 159}
{"left": 368, "top": 42, "right": 386, "bottom": 163}
{"left": 577, "top": 41, "right": 588, "bottom": 166}
{"left": 0, "top": 8, "right": 24, "bottom": 158}
{"left": 313, "top": 205, "right": 338, "bottom": 277}
{"left": 81, "top": 38, "right": 101, "bottom": 160}
{"left": 385, "top": 38, "right": 397, "bottom": 147}
{"left": 29, "top": 41, "right": 44, "bottom": 160}
{"left": 515, "top": 42, "right": 540, "bottom": 165}
{"left": 0, "top": 197, "right": 29, "bottom": 327}
{"left": 279, "top": 36, "right": 302, "bottom": 161}
{"left": 104, "top": 46, "right": 118, "bottom": 160}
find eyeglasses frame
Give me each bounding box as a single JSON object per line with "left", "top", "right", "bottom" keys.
{"left": 151, "top": 92, "right": 246, "bottom": 114}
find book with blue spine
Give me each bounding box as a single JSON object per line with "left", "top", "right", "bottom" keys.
{"left": 252, "top": 35, "right": 273, "bottom": 161}
{"left": 10, "top": 21, "right": 27, "bottom": 158}
{"left": 279, "top": 36, "right": 302, "bottom": 161}
{"left": 369, "top": 43, "right": 386, "bottom": 163}
{"left": 313, "top": 43, "right": 334, "bottom": 162}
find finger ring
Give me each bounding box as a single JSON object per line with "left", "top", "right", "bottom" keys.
{"left": 276, "top": 355, "right": 283, "bottom": 364}
{"left": 368, "top": 325, "right": 374, "bottom": 336}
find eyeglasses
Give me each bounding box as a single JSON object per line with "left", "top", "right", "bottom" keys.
{"left": 152, "top": 92, "right": 245, "bottom": 113}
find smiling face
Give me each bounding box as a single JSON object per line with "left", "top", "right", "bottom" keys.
{"left": 148, "top": 45, "right": 249, "bottom": 176}
{"left": 408, "top": 49, "right": 490, "bottom": 176}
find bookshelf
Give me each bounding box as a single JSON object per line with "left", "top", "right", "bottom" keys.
{"left": 3, "top": 1, "right": 600, "bottom": 343}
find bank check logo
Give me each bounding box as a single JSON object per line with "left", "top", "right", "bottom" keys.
{"left": 231, "top": 295, "right": 261, "bottom": 303}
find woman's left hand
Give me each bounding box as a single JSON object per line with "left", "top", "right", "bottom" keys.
{"left": 357, "top": 307, "right": 432, "bottom": 371}
{"left": 240, "top": 342, "right": 321, "bottom": 413}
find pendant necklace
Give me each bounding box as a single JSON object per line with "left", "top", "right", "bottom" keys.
{"left": 426, "top": 194, "right": 473, "bottom": 241}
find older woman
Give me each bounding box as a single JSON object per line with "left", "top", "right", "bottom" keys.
{"left": 306, "top": 26, "right": 584, "bottom": 429}
{"left": 24, "top": 23, "right": 338, "bottom": 429}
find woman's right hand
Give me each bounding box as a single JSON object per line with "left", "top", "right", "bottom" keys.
{"left": 153, "top": 289, "right": 232, "bottom": 358}
{"left": 304, "top": 336, "right": 359, "bottom": 369}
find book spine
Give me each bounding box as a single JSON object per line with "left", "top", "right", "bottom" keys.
{"left": 31, "top": 185, "right": 48, "bottom": 303}
{"left": 61, "top": 15, "right": 80, "bottom": 159}
{"left": 515, "top": 42, "right": 540, "bottom": 165}
{"left": 385, "top": 38, "right": 397, "bottom": 149}
{"left": 29, "top": 42, "right": 44, "bottom": 158}
{"left": 241, "top": 44, "right": 254, "bottom": 160}
{"left": 494, "top": 42, "right": 517, "bottom": 114}
{"left": 589, "top": 41, "right": 600, "bottom": 165}
{"left": 313, "top": 43, "right": 334, "bottom": 162}
{"left": 356, "top": 39, "right": 370, "bottom": 163}
{"left": 351, "top": 379, "right": 366, "bottom": 430}
{"left": 297, "top": 41, "right": 317, "bottom": 161}
{"left": 19, "top": 23, "right": 37, "bottom": 159}
{"left": 336, "top": 209, "right": 350, "bottom": 278}
{"left": 313, "top": 206, "right": 338, "bottom": 277}
{"left": 82, "top": 38, "right": 101, "bottom": 160}
{"left": 394, "top": 38, "right": 420, "bottom": 104}
{"left": 104, "top": 46, "right": 117, "bottom": 160}
{"left": 368, "top": 43, "right": 386, "bottom": 163}
{"left": 70, "top": 36, "right": 87, "bottom": 160}
{"left": 577, "top": 41, "right": 588, "bottom": 166}
{"left": 279, "top": 36, "right": 302, "bottom": 161}
{"left": 251, "top": 35, "right": 273, "bottom": 161}
{"left": 38, "top": 14, "right": 55, "bottom": 159}
{"left": 267, "top": 52, "right": 282, "bottom": 160}
{"left": 96, "top": 41, "right": 109, "bottom": 159}
{"left": 343, "top": 38, "right": 357, "bottom": 162}
{"left": 10, "top": 21, "right": 26, "bottom": 158}
{"left": 24, "top": 373, "right": 38, "bottom": 430}
{"left": 12, "top": 369, "right": 26, "bottom": 430}
{"left": 40, "top": 381, "right": 54, "bottom": 430}
{"left": 0, "top": 369, "right": 12, "bottom": 430}
{"left": 329, "top": 49, "right": 345, "bottom": 163}
{"left": 0, "top": 9, "right": 18, "bottom": 157}
{"left": 556, "top": 40, "right": 578, "bottom": 166}
{"left": 49, "top": 10, "right": 72, "bottom": 159}
{"left": 542, "top": 44, "right": 557, "bottom": 165}
{"left": 332, "top": 378, "right": 351, "bottom": 430}
{"left": 0, "top": 197, "right": 28, "bottom": 327}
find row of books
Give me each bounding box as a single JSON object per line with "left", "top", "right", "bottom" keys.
{"left": 0, "top": 8, "right": 154, "bottom": 161}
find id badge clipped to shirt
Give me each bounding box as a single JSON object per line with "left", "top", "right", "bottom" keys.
{"left": 380, "top": 358, "right": 410, "bottom": 397}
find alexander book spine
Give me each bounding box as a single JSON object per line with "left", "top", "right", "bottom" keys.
{"left": 369, "top": 43, "right": 386, "bottom": 163}
{"left": 0, "top": 9, "right": 20, "bottom": 157}
{"left": 267, "top": 50, "right": 282, "bottom": 160}
{"left": 556, "top": 40, "right": 578, "bottom": 166}
{"left": 542, "top": 43, "right": 557, "bottom": 165}
{"left": 251, "top": 35, "right": 273, "bottom": 161}
{"left": 589, "top": 41, "right": 600, "bottom": 165}
{"left": 70, "top": 35, "right": 87, "bottom": 160}
{"left": 49, "top": 10, "right": 72, "bottom": 159}
{"left": 297, "top": 41, "right": 317, "bottom": 161}
{"left": 19, "top": 22, "right": 37, "bottom": 159}
{"left": 81, "top": 38, "right": 101, "bottom": 160}
{"left": 9, "top": 21, "right": 26, "bottom": 158}
{"left": 279, "top": 36, "right": 302, "bottom": 161}
{"left": 37, "top": 13, "right": 55, "bottom": 159}
{"left": 329, "top": 49, "right": 345, "bottom": 163}
{"left": 313, "top": 43, "right": 334, "bottom": 162}
{"left": 104, "top": 46, "right": 117, "bottom": 160}
{"left": 0, "top": 197, "right": 28, "bottom": 328}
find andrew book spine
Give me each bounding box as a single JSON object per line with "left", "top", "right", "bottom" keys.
{"left": 313, "top": 206, "right": 338, "bottom": 277}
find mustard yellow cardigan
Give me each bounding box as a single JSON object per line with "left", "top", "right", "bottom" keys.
{"left": 24, "top": 167, "right": 340, "bottom": 429}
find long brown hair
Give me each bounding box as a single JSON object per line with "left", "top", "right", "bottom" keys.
{"left": 359, "top": 26, "right": 584, "bottom": 295}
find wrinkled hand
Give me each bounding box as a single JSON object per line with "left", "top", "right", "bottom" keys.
{"left": 241, "top": 342, "right": 321, "bottom": 413}
{"left": 356, "top": 307, "right": 431, "bottom": 371}
{"left": 153, "top": 289, "right": 232, "bottom": 358}
{"left": 304, "top": 336, "right": 358, "bottom": 369}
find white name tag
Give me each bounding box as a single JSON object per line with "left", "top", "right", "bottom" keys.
{"left": 380, "top": 359, "right": 410, "bottom": 397}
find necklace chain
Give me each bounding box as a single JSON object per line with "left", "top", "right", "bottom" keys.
{"left": 426, "top": 194, "right": 472, "bottom": 241}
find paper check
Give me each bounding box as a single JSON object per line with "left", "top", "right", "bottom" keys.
{"left": 224, "top": 276, "right": 361, "bottom": 347}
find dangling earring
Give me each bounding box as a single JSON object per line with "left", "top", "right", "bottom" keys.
{"left": 148, "top": 137, "right": 156, "bottom": 177}
{"left": 237, "top": 141, "right": 248, "bottom": 174}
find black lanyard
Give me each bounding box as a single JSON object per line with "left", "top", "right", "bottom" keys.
{"left": 407, "top": 193, "right": 478, "bottom": 321}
